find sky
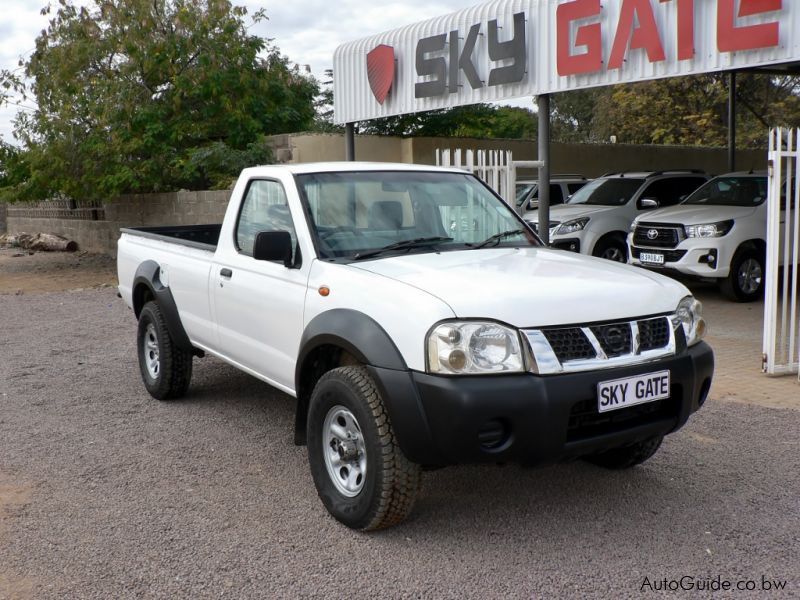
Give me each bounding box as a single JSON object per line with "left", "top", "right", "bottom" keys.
{"left": 0, "top": 0, "right": 533, "bottom": 144}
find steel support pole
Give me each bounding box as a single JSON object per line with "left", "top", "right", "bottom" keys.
{"left": 538, "top": 94, "right": 551, "bottom": 245}
{"left": 728, "top": 72, "right": 736, "bottom": 173}
{"left": 345, "top": 123, "right": 356, "bottom": 161}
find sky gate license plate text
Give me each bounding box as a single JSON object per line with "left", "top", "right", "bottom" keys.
{"left": 597, "top": 371, "right": 670, "bottom": 413}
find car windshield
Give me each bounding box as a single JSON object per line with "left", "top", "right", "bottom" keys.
{"left": 515, "top": 183, "right": 537, "bottom": 206}
{"left": 295, "top": 171, "right": 539, "bottom": 261}
{"left": 682, "top": 176, "right": 768, "bottom": 207}
{"left": 566, "top": 178, "right": 644, "bottom": 206}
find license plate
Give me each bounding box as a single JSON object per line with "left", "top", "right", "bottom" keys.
{"left": 597, "top": 370, "right": 670, "bottom": 413}
{"left": 639, "top": 252, "right": 665, "bottom": 265}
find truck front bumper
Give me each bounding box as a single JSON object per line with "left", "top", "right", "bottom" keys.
{"left": 370, "top": 342, "right": 714, "bottom": 467}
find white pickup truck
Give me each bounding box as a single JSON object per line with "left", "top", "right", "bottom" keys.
{"left": 629, "top": 172, "right": 780, "bottom": 302}
{"left": 117, "top": 162, "right": 714, "bottom": 530}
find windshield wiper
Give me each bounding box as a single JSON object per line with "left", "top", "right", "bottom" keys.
{"left": 469, "top": 229, "right": 525, "bottom": 249}
{"left": 353, "top": 236, "right": 454, "bottom": 260}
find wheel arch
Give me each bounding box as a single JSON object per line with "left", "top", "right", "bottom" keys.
{"left": 592, "top": 231, "right": 629, "bottom": 257}
{"left": 293, "top": 309, "right": 407, "bottom": 445}
{"left": 734, "top": 238, "right": 766, "bottom": 258}
{"left": 131, "top": 260, "right": 196, "bottom": 354}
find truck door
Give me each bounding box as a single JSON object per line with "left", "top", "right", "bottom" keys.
{"left": 212, "top": 179, "right": 309, "bottom": 393}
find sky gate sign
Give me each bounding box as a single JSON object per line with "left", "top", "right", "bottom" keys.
{"left": 332, "top": 0, "right": 797, "bottom": 124}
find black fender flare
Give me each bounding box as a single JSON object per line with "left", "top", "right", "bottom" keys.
{"left": 294, "top": 309, "right": 424, "bottom": 447}
{"left": 132, "top": 260, "right": 196, "bottom": 354}
{"left": 295, "top": 309, "right": 407, "bottom": 386}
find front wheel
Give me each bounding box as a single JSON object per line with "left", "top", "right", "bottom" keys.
{"left": 592, "top": 237, "right": 628, "bottom": 263}
{"left": 720, "top": 250, "right": 764, "bottom": 302}
{"left": 584, "top": 436, "right": 663, "bottom": 469}
{"left": 307, "top": 366, "right": 421, "bottom": 530}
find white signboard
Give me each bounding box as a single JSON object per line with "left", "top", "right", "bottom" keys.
{"left": 333, "top": 0, "right": 798, "bottom": 124}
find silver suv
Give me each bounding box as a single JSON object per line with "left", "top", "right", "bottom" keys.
{"left": 516, "top": 174, "right": 588, "bottom": 213}
{"left": 527, "top": 170, "right": 709, "bottom": 261}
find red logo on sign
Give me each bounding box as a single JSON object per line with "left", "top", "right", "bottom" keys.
{"left": 367, "top": 45, "right": 395, "bottom": 104}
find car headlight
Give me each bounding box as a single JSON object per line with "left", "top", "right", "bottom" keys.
{"left": 672, "top": 296, "right": 706, "bottom": 346}
{"left": 427, "top": 321, "right": 525, "bottom": 374}
{"left": 555, "top": 217, "right": 589, "bottom": 235}
{"left": 685, "top": 220, "right": 734, "bottom": 238}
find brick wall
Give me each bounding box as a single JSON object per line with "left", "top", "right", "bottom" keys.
{"left": 6, "top": 190, "right": 232, "bottom": 256}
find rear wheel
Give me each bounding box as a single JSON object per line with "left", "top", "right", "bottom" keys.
{"left": 584, "top": 436, "right": 663, "bottom": 469}
{"left": 307, "top": 366, "right": 421, "bottom": 530}
{"left": 136, "top": 301, "right": 193, "bottom": 400}
{"left": 592, "top": 237, "right": 628, "bottom": 263}
{"left": 720, "top": 249, "right": 764, "bottom": 302}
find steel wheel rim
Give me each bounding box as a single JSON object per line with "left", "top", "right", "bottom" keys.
{"left": 143, "top": 323, "right": 160, "bottom": 379}
{"left": 602, "top": 246, "right": 625, "bottom": 263}
{"left": 738, "top": 258, "right": 762, "bottom": 294}
{"left": 322, "top": 405, "right": 367, "bottom": 497}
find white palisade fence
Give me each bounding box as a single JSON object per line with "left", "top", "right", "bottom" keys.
{"left": 436, "top": 149, "right": 516, "bottom": 204}
{"left": 763, "top": 128, "right": 800, "bottom": 378}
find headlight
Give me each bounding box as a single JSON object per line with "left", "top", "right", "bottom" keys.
{"left": 685, "top": 220, "right": 734, "bottom": 238}
{"left": 427, "top": 321, "right": 525, "bottom": 374}
{"left": 672, "top": 296, "right": 706, "bottom": 346}
{"left": 555, "top": 217, "right": 589, "bottom": 235}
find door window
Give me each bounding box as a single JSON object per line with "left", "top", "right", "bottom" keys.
{"left": 236, "top": 180, "right": 298, "bottom": 260}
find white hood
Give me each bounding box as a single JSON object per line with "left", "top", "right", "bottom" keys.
{"left": 635, "top": 204, "right": 759, "bottom": 225}
{"left": 526, "top": 204, "right": 618, "bottom": 225}
{"left": 351, "top": 247, "right": 687, "bottom": 328}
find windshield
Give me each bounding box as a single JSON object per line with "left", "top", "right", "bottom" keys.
{"left": 567, "top": 178, "right": 644, "bottom": 206}
{"left": 683, "top": 176, "right": 767, "bottom": 207}
{"left": 515, "top": 183, "right": 537, "bottom": 206}
{"left": 295, "top": 171, "right": 538, "bottom": 260}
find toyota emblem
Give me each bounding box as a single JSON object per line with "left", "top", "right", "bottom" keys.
{"left": 646, "top": 229, "right": 659, "bottom": 240}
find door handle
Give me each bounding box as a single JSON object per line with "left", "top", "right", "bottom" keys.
{"left": 220, "top": 268, "right": 233, "bottom": 279}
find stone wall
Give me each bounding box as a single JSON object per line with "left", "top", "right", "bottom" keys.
{"left": 6, "top": 190, "right": 232, "bottom": 256}
{"left": 0, "top": 202, "right": 6, "bottom": 234}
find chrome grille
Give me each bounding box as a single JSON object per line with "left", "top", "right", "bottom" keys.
{"left": 633, "top": 223, "right": 684, "bottom": 249}
{"left": 525, "top": 316, "right": 676, "bottom": 375}
{"left": 542, "top": 329, "right": 596, "bottom": 362}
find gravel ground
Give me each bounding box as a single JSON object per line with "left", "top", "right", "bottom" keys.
{"left": 1, "top": 289, "right": 798, "bottom": 599}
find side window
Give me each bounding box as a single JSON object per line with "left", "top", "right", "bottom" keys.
{"left": 550, "top": 184, "right": 564, "bottom": 205}
{"left": 567, "top": 183, "right": 585, "bottom": 195}
{"left": 672, "top": 178, "right": 708, "bottom": 205}
{"left": 640, "top": 177, "right": 705, "bottom": 208}
{"left": 236, "top": 180, "right": 298, "bottom": 260}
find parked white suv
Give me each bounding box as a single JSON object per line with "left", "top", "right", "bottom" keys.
{"left": 516, "top": 174, "right": 588, "bottom": 214}
{"left": 527, "top": 171, "right": 709, "bottom": 261}
{"left": 628, "top": 172, "right": 775, "bottom": 302}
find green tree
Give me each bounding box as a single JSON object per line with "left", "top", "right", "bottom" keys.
{"left": 14, "top": 0, "right": 318, "bottom": 199}
{"left": 550, "top": 74, "right": 800, "bottom": 147}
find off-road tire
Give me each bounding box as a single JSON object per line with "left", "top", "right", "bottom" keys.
{"left": 137, "top": 301, "right": 193, "bottom": 400}
{"left": 592, "top": 237, "right": 628, "bottom": 263}
{"left": 307, "top": 366, "right": 421, "bottom": 530}
{"left": 720, "top": 249, "right": 764, "bottom": 303}
{"left": 584, "top": 435, "right": 664, "bottom": 469}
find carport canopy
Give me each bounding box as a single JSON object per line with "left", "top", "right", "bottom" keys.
{"left": 332, "top": 0, "right": 800, "bottom": 243}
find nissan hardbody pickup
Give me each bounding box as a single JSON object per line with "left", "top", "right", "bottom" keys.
{"left": 117, "top": 163, "right": 714, "bottom": 530}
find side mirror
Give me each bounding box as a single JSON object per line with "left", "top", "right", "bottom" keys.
{"left": 253, "top": 230, "right": 293, "bottom": 267}
{"left": 639, "top": 198, "right": 659, "bottom": 210}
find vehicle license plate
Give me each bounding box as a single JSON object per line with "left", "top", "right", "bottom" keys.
{"left": 639, "top": 252, "right": 665, "bottom": 265}
{"left": 597, "top": 370, "right": 670, "bottom": 413}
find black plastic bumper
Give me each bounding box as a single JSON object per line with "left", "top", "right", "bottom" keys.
{"left": 369, "top": 342, "right": 714, "bottom": 467}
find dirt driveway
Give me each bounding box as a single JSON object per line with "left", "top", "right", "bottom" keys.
{"left": 1, "top": 249, "right": 798, "bottom": 598}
